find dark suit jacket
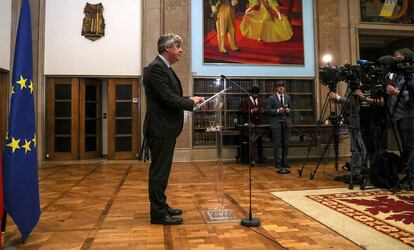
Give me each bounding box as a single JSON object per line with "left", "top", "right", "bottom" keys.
{"left": 265, "top": 93, "right": 293, "bottom": 128}
{"left": 143, "top": 56, "right": 195, "bottom": 138}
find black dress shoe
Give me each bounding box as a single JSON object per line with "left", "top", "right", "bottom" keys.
{"left": 234, "top": 48, "right": 241, "bottom": 52}
{"left": 167, "top": 207, "right": 183, "bottom": 216}
{"left": 151, "top": 215, "right": 183, "bottom": 225}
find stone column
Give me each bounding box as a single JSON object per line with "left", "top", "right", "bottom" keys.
{"left": 142, "top": 0, "right": 192, "bottom": 161}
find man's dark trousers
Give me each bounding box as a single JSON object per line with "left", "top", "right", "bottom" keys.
{"left": 147, "top": 137, "right": 176, "bottom": 217}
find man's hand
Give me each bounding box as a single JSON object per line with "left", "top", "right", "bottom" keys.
{"left": 386, "top": 85, "right": 400, "bottom": 96}
{"left": 251, "top": 107, "right": 259, "bottom": 113}
{"left": 278, "top": 107, "right": 286, "bottom": 113}
{"left": 190, "top": 96, "right": 205, "bottom": 104}
{"left": 328, "top": 92, "right": 339, "bottom": 100}
{"left": 354, "top": 89, "right": 365, "bottom": 100}
{"left": 211, "top": 6, "right": 217, "bottom": 13}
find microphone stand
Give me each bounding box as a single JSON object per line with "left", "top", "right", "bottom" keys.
{"left": 221, "top": 75, "right": 260, "bottom": 227}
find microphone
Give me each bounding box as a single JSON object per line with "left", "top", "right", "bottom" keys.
{"left": 357, "top": 59, "right": 374, "bottom": 65}
{"left": 220, "top": 74, "right": 226, "bottom": 79}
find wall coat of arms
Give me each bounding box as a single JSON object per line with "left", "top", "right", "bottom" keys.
{"left": 81, "top": 3, "right": 105, "bottom": 41}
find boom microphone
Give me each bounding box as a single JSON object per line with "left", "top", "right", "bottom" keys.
{"left": 220, "top": 74, "right": 226, "bottom": 79}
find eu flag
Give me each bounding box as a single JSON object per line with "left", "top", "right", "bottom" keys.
{"left": 2, "top": 0, "right": 40, "bottom": 239}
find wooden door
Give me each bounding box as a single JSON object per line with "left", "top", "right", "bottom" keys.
{"left": 46, "top": 78, "right": 79, "bottom": 160}
{"left": 108, "top": 79, "right": 139, "bottom": 160}
{"left": 79, "top": 79, "right": 102, "bottom": 159}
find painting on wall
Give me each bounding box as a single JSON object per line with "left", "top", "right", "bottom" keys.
{"left": 361, "top": 0, "right": 414, "bottom": 24}
{"left": 203, "top": 0, "right": 304, "bottom": 65}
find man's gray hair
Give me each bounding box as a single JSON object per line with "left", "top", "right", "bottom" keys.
{"left": 157, "top": 33, "right": 183, "bottom": 54}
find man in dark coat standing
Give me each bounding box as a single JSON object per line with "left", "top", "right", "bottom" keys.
{"left": 143, "top": 33, "right": 204, "bottom": 225}
{"left": 266, "top": 81, "right": 293, "bottom": 168}
{"left": 241, "top": 86, "right": 265, "bottom": 161}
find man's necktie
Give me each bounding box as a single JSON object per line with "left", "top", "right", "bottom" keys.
{"left": 279, "top": 94, "right": 284, "bottom": 107}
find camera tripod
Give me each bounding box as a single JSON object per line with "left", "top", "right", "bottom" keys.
{"left": 299, "top": 89, "right": 369, "bottom": 189}
{"left": 298, "top": 91, "right": 343, "bottom": 178}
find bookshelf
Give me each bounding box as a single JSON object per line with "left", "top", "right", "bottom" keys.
{"left": 192, "top": 78, "right": 315, "bottom": 147}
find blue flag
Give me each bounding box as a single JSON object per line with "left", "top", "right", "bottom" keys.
{"left": 3, "top": 0, "right": 40, "bottom": 239}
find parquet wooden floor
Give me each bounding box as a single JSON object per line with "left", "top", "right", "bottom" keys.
{"left": 4, "top": 160, "right": 362, "bottom": 249}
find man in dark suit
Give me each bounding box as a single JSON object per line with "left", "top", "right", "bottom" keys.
{"left": 265, "top": 81, "right": 293, "bottom": 168}
{"left": 143, "top": 33, "right": 204, "bottom": 225}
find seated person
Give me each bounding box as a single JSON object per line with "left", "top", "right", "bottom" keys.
{"left": 240, "top": 86, "right": 265, "bottom": 162}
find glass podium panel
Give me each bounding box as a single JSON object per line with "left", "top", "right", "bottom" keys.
{"left": 195, "top": 88, "right": 238, "bottom": 223}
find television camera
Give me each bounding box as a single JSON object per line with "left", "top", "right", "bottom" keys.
{"left": 319, "top": 55, "right": 414, "bottom": 97}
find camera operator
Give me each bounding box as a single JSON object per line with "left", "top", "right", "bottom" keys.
{"left": 385, "top": 48, "right": 414, "bottom": 187}
{"left": 329, "top": 88, "right": 367, "bottom": 178}
{"left": 354, "top": 89, "right": 387, "bottom": 163}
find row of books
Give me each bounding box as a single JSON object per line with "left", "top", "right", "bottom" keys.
{"left": 258, "top": 79, "right": 313, "bottom": 93}
{"left": 193, "top": 113, "right": 223, "bottom": 129}
{"left": 194, "top": 79, "right": 313, "bottom": 94}
{"left": 226, "top": 95, "right": 313, "bottom": 110}
{"left": 193, "top": 79, "right": 224, "bottom": 93}
{"left": 226, "top": 96, "right": 244, "bottom": 110}
{"left": 193, "top": 78, "right": 315, "bottom": 146}
{"left": 290, "top": 96, "right": 313, "bottom": 109}
{"left": 194, "top": 111, "right": 315, "bottom": 130}
{"left": 193, "top": 131, "right": 216, "bottom": 146}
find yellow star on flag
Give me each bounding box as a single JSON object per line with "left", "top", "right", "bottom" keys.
{"left": 22, "top": 139, "right": 32, "bottom": 154}
{"left": 6, "top": 137, "right": 21, "bottom": 153}
{"left": 10, "top": 85, "right": 15, "bottom": 95}
{"left": 32, "top": 134, "right": 37, "bottom": 147}
{"left": 28, "top": 80, "right": 34, "bottom": 93}
{"left": 16, "top": 75, "right": 27, "bottom": 90}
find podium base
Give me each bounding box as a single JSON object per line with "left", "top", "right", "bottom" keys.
{"left": 241, "top": 217, "right": 261, "bottom": 227}
{"left": 202, "top": 209, "right": 238, "bottom": 224}
{"left": 277, "top": 167, "right": 291, "bottom": 174}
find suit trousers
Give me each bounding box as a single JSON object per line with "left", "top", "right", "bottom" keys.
{"left": 349, "top": 128, "right": 367, "bottom": 171}
{"left": 147, "top": 137, "right": 176, "bottom": 217}
{"left": 271, "top": 124, "right": 290, "bottom": 165}
{"left": 397, "top": 118, "right": 414, "bottom": 180}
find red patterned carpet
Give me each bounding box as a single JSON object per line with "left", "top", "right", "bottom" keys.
{"left": 272, "top": 188, "right": 414, "bottom": 249}
{"left": 308, "top": 191, "right": 414, "bottom": 248}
